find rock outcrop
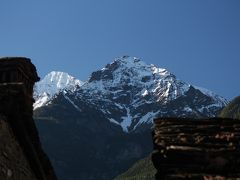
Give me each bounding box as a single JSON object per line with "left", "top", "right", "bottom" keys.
{"left": 152, "top": 118, "right": 240, "bottom": 179}
{"left": 0, "top": 57, "right": 57, "bottom": 180}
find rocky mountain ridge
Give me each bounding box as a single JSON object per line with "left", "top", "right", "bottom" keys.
{"left": 34, "top": 56, "right": 227, "bottom": 132}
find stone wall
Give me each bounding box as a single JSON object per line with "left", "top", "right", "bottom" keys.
{"left": 152, "top": 118, "right": 240, "bottom": 179}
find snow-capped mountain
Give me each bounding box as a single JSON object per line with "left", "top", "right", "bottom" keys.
{"left": 34, "top": 71, "right": 82, "bottom": 109}
{"left": 34, "top": 56, "right": 227, "bottom": 132}
{"left": 33, "top": 56, "right": 228, "bottom": 180}
{"left": 83, "top": 56, "right": 189, "bottom": 103}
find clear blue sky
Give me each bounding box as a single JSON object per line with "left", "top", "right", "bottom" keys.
{"left": 0, "top": 0, "right": 239, "bottom": 99}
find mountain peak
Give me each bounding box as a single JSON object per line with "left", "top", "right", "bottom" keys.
{"left": 89, "top": 56, "right": 170, "bottom": 83}
{"left": 115, "top": 56, "right": 144, "bottom": 65}
{"left": 100, "top": 56, "right": 145, "bottom": 72}
{"left": 39, "top": 71, "right": 82, "bottom": 89}
{"left": 33, "top": 71, "right": 82, "bottom": 109}
{"left": 113, "top": 56, "right": 155, "bottom": 71}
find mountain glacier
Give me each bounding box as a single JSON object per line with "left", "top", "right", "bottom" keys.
{"left": 34, "top": 56, "right": 227, "bottom": 132}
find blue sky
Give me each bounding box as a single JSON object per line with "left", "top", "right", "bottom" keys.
{"left": 0, "top": 0, "right": 239, "bottom": 99}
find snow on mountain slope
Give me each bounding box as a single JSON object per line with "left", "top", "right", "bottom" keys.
{"left": 82, "top": 56, "right": 190, "bottom": 102}
{"left": 194, "top": 86, "right": 228, "bottom": 106}
{"left": 34, "top": 71, "right": 83, "bottom": 109}
{"left": 34, "top": 56, "right": 228, "bottom": 132}
{"left": 67, "top": 56, "right": 227, "bottom": 132}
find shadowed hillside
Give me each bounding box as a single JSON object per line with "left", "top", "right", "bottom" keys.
{"left": 114, "top": 155, "right": 155, "bottom": 180}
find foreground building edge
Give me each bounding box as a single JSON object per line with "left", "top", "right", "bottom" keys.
{"left": 0, "top": 57, "right": 57, "bottom": 180}
{"left": 152, "top": 117, "right": 240, "bottom": 179}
